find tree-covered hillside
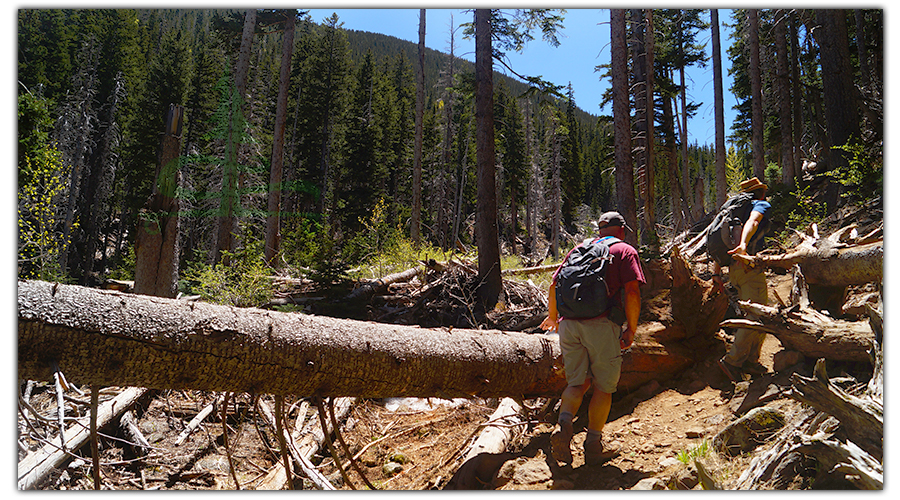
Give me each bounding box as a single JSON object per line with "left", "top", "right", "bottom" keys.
{"left": 17, "top": 9, "right": 882, "bottom": 301}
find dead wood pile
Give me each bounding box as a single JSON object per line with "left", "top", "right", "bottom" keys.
{"left": 732, "top": 302, "right": 883, "bottom": 490}
{"left": 267, "top": 258, "right": 549, "bottom": 331}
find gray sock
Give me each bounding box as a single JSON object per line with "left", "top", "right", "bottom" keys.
{"left": 558, "top": 411, "right": 574, "bottom": 426}
{"left": 585, "top": 429, "right": 602, "bottom": 444}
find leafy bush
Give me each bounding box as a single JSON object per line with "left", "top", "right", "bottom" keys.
{"left": 18, "top": 147, "right": 74, "bottom": 282}
{"left": 182, "top": 240, "right": 272, "bottom": 308}
{"left": 342, "top": 197, "right": 402, "bottom": 265}
{"left": 822, "top": 141, "right": 883, "bottom": 202}
{"left": 281, "top": 216, "right": 326, "bottom": 268}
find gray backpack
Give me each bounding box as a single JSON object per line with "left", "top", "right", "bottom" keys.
{"left": 555, "top": 236, "right": 621, "bottom": 319}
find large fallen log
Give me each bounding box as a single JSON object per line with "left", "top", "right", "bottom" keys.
{"left": 720, "top": 301, "right": 875, "bottom": 363}
{"left": 18, "top": 280, "right": 565, "bottom": 399}
{"left": 19, "top": 280, "right": 700, "bottom": 401}
{"left": 733, "top": 228, "right": 882, "bottom": 287}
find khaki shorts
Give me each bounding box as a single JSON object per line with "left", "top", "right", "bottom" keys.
{"left": 724, "top": 264, "right": 769, "bottom": 366}
{"left": 558, "top": 316, "right": 622, "bottom": 394}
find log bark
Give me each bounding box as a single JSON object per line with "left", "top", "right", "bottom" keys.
{"left": 18, "top": 280, "right": 565, "bottom": 399}
{"left": 721, "top": 301, "right": 875, "bottom": 363}
{"left": 669, "top": 246, "right": 730, "bottom": 340}
{"left": 735, "top": 239, "right": 882, "bottom": 287}
{"left": 19, "top": 280, "right": 699, "bottom": 402}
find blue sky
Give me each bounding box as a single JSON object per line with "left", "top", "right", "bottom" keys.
{"left": 305, "top": 7, "right": 738, "bottom": 147}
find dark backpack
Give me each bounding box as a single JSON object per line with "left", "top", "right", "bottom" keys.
{"left": 706, "top": 193, "right": 755, "bottom": 266}
{"left": 554, "top": 236, "right": 621, "bottom": 319}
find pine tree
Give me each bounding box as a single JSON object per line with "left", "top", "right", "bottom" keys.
{"left": 560, "top": 85, "right": 583, "bottom": 232}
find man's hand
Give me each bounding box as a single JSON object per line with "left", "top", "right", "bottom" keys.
{"left": 620, "top": 326, "right": 635, "bottom": 349}
{"left": 728, "top": 251, "right": 756, "bottom": 269}
{"left": 540, "top": 315, "right": 558, "bottom": 332}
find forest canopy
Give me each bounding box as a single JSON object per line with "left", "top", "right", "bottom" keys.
{"left": 17, "top": 8, "right": 883, "bottom": 305}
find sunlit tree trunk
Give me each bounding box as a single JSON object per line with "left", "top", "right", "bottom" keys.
{"left": 644, "top": 9, "right": 658, "bottom": 250}
{"left": 411, "top": 9, "right": 425, "bottom": 246}
{"left": 711, "top": 8, "right": 727, "bottom": 208}
{"left": 611, "top": 9, "right": 638, "bottom": 247}
{"left": 748, "top": 9, "right": 766, "bottom": 180}
{"left": 775, "top": 9, "right": 795, "bottom": 188}
{"left": 631, "top": 9, "right": 648, "bottom": 239}
{"left": 663, "top": 92, "right": 684, "bottom": 231}
{"left": 474, "top": 9, "right": 503, "bottom": 314}
{"left": 265, "top": 10, "right": 295, "bottom": 267}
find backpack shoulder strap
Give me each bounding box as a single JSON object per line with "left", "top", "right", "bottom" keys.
{"left": 599, "top": 236, "right": 621, "bottom": 246}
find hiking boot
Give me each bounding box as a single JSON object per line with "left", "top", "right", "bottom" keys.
{"left": 741, "top": 360, "right": 768, "bottom": 376}
{"left": 550, "top": 419, "right": 574, "bottom": 464}
{"left": 584, "top": 437, "right": 621, "bottom": 466}
{"left": 718, "top": 357, "right": 742, "bottom": 382}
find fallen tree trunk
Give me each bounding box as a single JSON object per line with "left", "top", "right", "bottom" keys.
{"left": 720, "top": 301, "right": 875, "bottom": 363}
{"left": 445, "top": 397, "right": 522, "bottom": 489}
{"left": 18, "top": 280, "right": 566, "bottom": 399}
{"left": 19, "top": 280, "right": 701, "bottom": 402}
{"left": 734, "top": 237, "right": 882, "bottom": 287}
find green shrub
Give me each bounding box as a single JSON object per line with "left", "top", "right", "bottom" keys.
{"left": 17, "top": 147, "right": 73, "bottom": 282}
{"left": 822, "top": 141, "right": 883, "bottom": 201}
{"left": 281, "top": 216, "right": 325, "bottom": 269}
{"left": 182, "top": 240, "right": 272, "bottom": 308}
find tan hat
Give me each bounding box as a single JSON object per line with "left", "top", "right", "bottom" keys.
{"left": 740, "top": 177, "right": 768, "bottom": 193}
{"left": 597, "top": 211, "right": 632, "bottom": 232}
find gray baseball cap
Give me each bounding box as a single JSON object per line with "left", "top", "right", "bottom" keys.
{"left": 597, "top": 211, "right": 632, "bottom": 232}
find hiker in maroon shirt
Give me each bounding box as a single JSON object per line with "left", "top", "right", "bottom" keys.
{"left": 541, "top": 211, "right": 646, "bottom": 466}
